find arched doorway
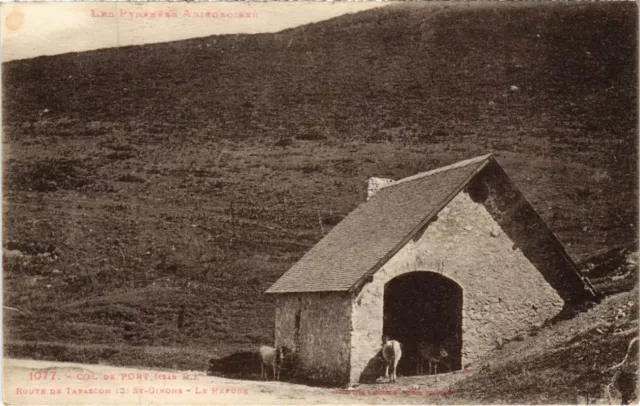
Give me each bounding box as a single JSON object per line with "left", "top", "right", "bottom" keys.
{"left": 383, "top": 271, "right": 463, "bottom": 376}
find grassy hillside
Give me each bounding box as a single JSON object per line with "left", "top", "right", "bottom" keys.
{"left": 2, "top": 2, "right": 637, "bottom": 367}
{"left": 446, "top": 287, "right": 639, "bottom": 404}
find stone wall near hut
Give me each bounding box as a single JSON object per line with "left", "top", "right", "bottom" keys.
{"left": 274, "top": 293, "right": 352, "bottom": 385}
{"left": 349, "top": 190, "right": 564, "bottom": 384}
{"left": 476, "top": 163, "right": 591, "bottom": 302}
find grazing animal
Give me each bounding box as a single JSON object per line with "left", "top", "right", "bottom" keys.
{"left": 381, "top": 336, "right": 402, "bottom": 382}
{"left": 259, "top": 346, "right": 289, "bottom": 381}
{"left": 417, "top": 342, "right": 449, "bottom": 375}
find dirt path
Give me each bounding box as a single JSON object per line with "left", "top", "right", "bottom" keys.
{"left": 3, "top": 358, "right": 464, "bottom": 405}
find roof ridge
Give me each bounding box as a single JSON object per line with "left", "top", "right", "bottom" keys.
{"left": 381, "top": 153, "right": 493, "bottom": 190}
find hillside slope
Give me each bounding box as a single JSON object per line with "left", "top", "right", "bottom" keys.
{"left": 2, "top": 2, "right": 637, "bottom": 364}
{"left": 447, "top": 287, "right": 638, "bottom": 404}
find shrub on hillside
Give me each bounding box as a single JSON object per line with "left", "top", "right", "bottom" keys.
{"left": 7, "top": 158, "right": 92, "bottom": 192}
{"left": 117, "top": 174, "right": 146, "bottom": 183}
{"left": 274, "top": 137, "right": 293, "bottom": 147}
{"left": 296, "top": 129, "right": 328, "bottom": 141}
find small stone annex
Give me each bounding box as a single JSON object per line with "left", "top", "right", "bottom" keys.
{"left": 266, "top": 154, "right": 598, "bottom": 386}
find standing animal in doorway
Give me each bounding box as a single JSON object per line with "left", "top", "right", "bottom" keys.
{"left": 417, "top": 342, "right": 449, "bottom": 375}
{"left": 259, "top": 345, "right": 290, "bottom": 381}
{"left": 381, "top": 336, "right": 402, "bottom": 382}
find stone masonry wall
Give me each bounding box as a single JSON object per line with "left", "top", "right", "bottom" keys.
{"left": 350, "top": 190, "right": 564, "bottom": 384}
{"left": 477, "top": 163, "right": 591, "bottom": 302}
{"left": 274, "top": 293, "right": 352, "bottom": 385}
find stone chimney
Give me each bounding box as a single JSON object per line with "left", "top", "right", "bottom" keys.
{"left": 367, "top": 177, "right": 395, "bottom": 200}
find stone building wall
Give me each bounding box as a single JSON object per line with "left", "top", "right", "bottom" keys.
{"left": 349, "top": 189, "right": 564, "bottom": 384}
{"left": 476, "top": 163, "right": 591, "bottom": 302}
{"left": 274, "top": 293, "right": 352, "bottom": 385}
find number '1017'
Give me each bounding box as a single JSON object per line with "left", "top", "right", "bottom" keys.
{"left": 29, "top": 371, "right": 56, "bottom": 380}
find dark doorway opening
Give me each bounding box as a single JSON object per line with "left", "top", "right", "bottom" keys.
{"left": 383, "top": 272, "right": 463, "bottom": 376}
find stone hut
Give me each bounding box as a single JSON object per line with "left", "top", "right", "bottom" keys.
{"left": 266, "top": 154, "right": 597, "bottom": 386}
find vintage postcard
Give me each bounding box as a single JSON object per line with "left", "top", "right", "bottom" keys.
{"left": 2, "top": 1, "right": 638, "bottom": 404}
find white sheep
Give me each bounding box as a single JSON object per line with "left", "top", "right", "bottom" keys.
{"left": 259, "top": 346, "right": 288, "bottom": 381}
{"left": 381, "top": 336, "right": 402, "bottom": 383}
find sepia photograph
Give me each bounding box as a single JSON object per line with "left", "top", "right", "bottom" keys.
{"left": 2, "top": 1, "right": 638, "bottom": 404}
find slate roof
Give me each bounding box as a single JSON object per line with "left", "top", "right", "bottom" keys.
{"left": 266, "top": 154, "right": 493, "bottom": 294}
